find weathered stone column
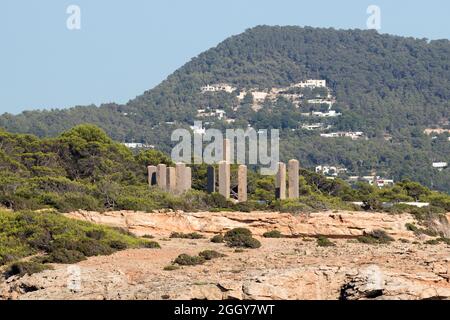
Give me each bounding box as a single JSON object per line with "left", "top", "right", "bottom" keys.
{"left": 156, "top": 164, "right": 167, "bottom": 190}
{"left": 223, "top": 138, "right": 231, "bottom": 163}
{"left": 218, "top": 160, "right": 230, "bottom": 199}
{"left": 238, "top": 165, "right": 247, "bottom": 203}
{"left": 276, "top": 162, "right": 286, "bottom": 200}
{"left": 147, "top": 166, "right": 157, "bottom": 187}
{"left": 207, "top": 166, "right": 216, "bottom": 194}
{"left": 185, "top": 167, "right": 192, "bottom": 192}
{"left": 175, "top": 163, "right": 187, "bottom": 195}
{"left": 166, "top": 167, "right": 176, "bottom": 193}
{"left": 288, "top": 159, "right": 299, "bottom": 199}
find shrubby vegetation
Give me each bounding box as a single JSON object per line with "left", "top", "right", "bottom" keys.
{"left": 357, "top": 230, "right": 394, "bottom": 245}
{"left": 0, "top": 210, "right": 159, "bottom": 277}
{"left": 0, "top": 124, "right": 449, "bottom": 218}
{"left": 263, "top": 230, "right": 283, "bottom": 238}
{"left": 317, "top": 236, "right": 336, "bottom": 247}
{"left": 224, "top": 228, "right": 261, "bottom": 249}
{"left": 174, "top": 254, "right": 206, "bottom": 266}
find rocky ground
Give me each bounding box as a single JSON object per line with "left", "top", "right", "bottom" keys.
{"left": 1, "top": 210, "right": 449, "bottom": 300}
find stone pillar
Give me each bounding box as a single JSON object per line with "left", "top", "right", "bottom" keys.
{"left": 288, "top": 159, "right": 299, "bottom": 199}
{"left": 156, "top": 164, "right": 167, "bottom": 190}
{"left": 185, "top": 167, "right": 192, "bottom": 192}
{"left": 238, "top": 165, "right": 247, "bottom": 203}
{"left": 218, "top": 160, "right": 230, "bottom": 199}
{"left": 276, "top": 162, "right": 286, "bottom": 200}
{"left": 207, "top": 166, "right": 216, "bottom": 194}
{"left": 175, "top": 163, "right": 187, "bottom": 194}
{"left": 166, "top": 167, "right": 176, "bottom": 193}
{"left": 223, "top": 138, "right": 231, "bottom": 163}
{"left": 147, "top": 166, "right": 157, "bottom": 187}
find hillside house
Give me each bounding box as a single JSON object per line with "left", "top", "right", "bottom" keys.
{"left": 320, "top": 131, "right": 363, "bottom": 140}
{"left": 201, "top": 84, "right": 236, "bottom": 93}
{"left": 432, "top": 162, "right": 448, "bottom": 171}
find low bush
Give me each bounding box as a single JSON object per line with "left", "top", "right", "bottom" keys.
{"left": 224, "top": 228, "right": 252, "bottom": 239}
{"left": 0, "top": 210, "right": 157, "bottom": 277}
{"left": 263, "top": 230, "right": 283, "bottom": 238}
{"left": 224, "top": 228, "right": 261, "bottom": 249}
{"left": 198, "top": 250, "right": 225, "bottom": 260}
{"left": 163, "top": 265, "right": 180, "bottom": 271}
{"left": 357, "top": 230, "right": 394, "bottom": 245}
{"left": 141, "top": 241, "right": 161, "bottom": 249}
{"left": 41, "top": 249, "right": 86, "bottom": 264}
{"left": 108, "top": 240, "right": 128, "bottom": 250}
{"left": 317, "top": 236, "right": 336, "bottom": 247}
{"left": 170, "top": 232, "right": 205, "bottom": 239}
{"left": 5, "top": 261, "right": 51, "bottom": 278}
{"left": 210, "top": 234, "right": 224, "bottom": 243}
{"left": 425, "top": 237, "right": 450, "bottom": 245}
{"left": 174, "top": 254, "right": 205, "bottom": 266}
{"left": 405, "top": 223, "right": 419, "bottom": 232}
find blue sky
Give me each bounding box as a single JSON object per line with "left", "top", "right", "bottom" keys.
{"left": 1, "top": 0, "right": 449, "bottom": 114}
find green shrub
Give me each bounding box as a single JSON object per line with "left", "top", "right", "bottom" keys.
{"left": 0, "top": 210, "right": 150, "bottom": 274}
{"left": 226, "top": 234, "right": 261, "bottom": 249}
{"left": 405, "top": 223, "right": 419, "bottom": 232}
{"left": 170, "top": 232, "right": 205, "bottom": 239}
{"left": 42, "top": 249, "right": 86, "bottom": 264}
{"left": 425, "top": 237, "right": 450, "bottom": 245}
{"left": 210, "top": 234, "right": 224, "bottom": 243}
{"left": 174, "top": 254, "right": 205, "bottom": 266}
{"left": 224, "top": 228, "right": 252, "bottom": 239}
{"left": 141, "top": 241, "right": 161, "bottom": 249}
{"left": 5, "top": 261, "right": 50, "bottom": 278}
{"left": 198, "top": 250, "right": 225, "bottom": 260}
{"left": 357, "top": 230, "right": 394, "bottom": 244}
{"left": 108, "top": 240, "right": 128, "bottom": 250}
{"left": 163, "top": 265, "right": 180, "bottom": 271}
{"left": 317, "top": 236, "right": 336, "bottom": 247}
{"left": 224, "top": 228, "right": 261, "bottom": 249}
{"left": 263, "top": 230, "right": 283, "bottom": 238}
{"left": 86, "top": 230, "right": 106, "bottom": 240}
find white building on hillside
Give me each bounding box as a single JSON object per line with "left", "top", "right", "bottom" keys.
{"left": 201, "top": 84, "right": 236, "bottom": 93}
{"left": 293, "top": 79, "right": 327, "bottom": 88}
{"left": 432, "top": 162, "right": 448, "bottom": 171}
{"left": 320, "top": 131, "right": 363, "bottom": 140}
{"left": 122, "top": 143, "right": 154, "bottom": 149}
{"left": 315, "top": 165, "right": 348, "bottom": 177}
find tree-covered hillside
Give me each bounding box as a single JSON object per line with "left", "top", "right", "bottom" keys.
{"left": 1, "top": 26, "right": 449, "bottom": 192}
{"left": 1, "top": 124, "right": 449, "bottom": 216}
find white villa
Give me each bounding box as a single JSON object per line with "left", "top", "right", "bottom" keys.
{"left": 292, "top": 79, "right": 327, "bottom": 88}
{"left": 315, "top": 165, "right": 348, "bottom": 177}
{"left": 201, "top": 84, "right": 236, "bottom": 93}
{"left": 320, "top": 131, "right": 363, "bottom": 140}
{"left": 122, "top": 143, "right": 154, "bottom": 149}
{"left": 432, "top": 162, "right": 448, "bottom": 171}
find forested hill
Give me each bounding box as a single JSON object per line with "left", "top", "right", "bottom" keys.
{"left": 1, "top": 26, "right": 450, "bottom": 192}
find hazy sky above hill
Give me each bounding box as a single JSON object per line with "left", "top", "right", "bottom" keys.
{"left": 1, "top": 0, "right": 449, "bottom": 114}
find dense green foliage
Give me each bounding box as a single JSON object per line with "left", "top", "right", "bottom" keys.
{"left": 174, "top": 254, "right": 206, "bottom": 266}
{"left": 357, "top": 229, "right": 394, "bottom": 245}
{"left": 0, "top": 210, "right": 159, "bottom": 276}
{"left": 0, "top": 124, "right": 449, "bottom": 216}
{"left": 1, "top": 26, "right": 449, "bottom": 192}
{"left": 224, "top": 228, "right": 261, "bottom": 249}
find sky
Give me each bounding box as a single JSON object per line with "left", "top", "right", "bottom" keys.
{"left": 1, "top": 0, "right": 449, "bottom": 114}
